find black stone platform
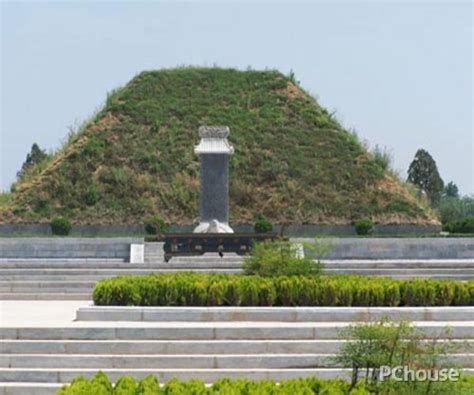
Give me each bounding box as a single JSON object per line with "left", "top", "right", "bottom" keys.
{"left": 162, "top": 233, "right": 280, "bottom": 262}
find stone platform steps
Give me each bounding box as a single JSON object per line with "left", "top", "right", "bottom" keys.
{"left": 3, "top": 338, "right": 472, "bottom": 355}
{"left": 0, "top": 306, "right": 473, "bottom": 394}
{"left": 1, "top": 258, "right": 474, "bottom": 300}
{"left": 75, "top": 306, "right": 474, "bottom": 323}
{"left": 0, "top": 258, "right": 238, "bottom": 300}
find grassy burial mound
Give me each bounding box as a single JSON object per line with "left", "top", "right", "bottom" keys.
{"left": 1, "top": 67, "right": 435, "bottom": 225}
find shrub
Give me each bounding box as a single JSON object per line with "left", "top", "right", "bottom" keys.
{"left": 93, "top": 273, "right": 474, "bottom": 307}
{"left": 443, "top": 216, "right": 474, "bottom": 234}
{"left": 372, "top": 144, "right": 392, "bottom": 172}
{"left": 253, "top": 213, "right": 273, "bottom": 233}
{"left": 439, "top": 196, "right": 474, "bottom": 224}
{"left": 84, "top": 187, "right": 101, "bottom": 206}
{"left": 243, "top": 240, "right": 321, "bottom": 277}
{"left": 355, "top": 218, "right": 374, "bottom": 235}
{"left": 57, "top": 371, "right": 474, "bottom": 394}
{"left": 303, "top": 238, "right": 334, "bottom": 262}
{"left": 336, "top": 319, "right": 460, "bottom": 392}
{"left": 51, "top": 216, "right": 72, "bottom": 236}
{"left": 144, "top": 214, "right": 169, "bottom": 236}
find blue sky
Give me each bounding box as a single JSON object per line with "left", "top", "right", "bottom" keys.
{"left": 1, "top": 0, "right": 472, "bottom": 194}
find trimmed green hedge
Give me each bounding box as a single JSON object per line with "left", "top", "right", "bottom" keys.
{"left": 57, "top": 374, "right": 366, "bottom": 394}
{"left": 93, "top": 273, "right": 474, "bottom": 307}
{"left": 57, "top": 372, "right": 474, "bottom": 395}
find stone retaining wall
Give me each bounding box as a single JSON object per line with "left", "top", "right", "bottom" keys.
{"left": 0, "top": 238, "right": 143, "bottom": 259}
{"left": 309, "top": 237, "right": 474, "bottom": 259}
{"left": 0, "top": 223, "right": 441, "bottom": 237}
{"left": 1, "top": 237, "right": 473, "bottom": 260}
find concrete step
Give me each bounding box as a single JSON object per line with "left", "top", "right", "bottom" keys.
{"left": 1, "top": 273, "right": 471, "bottom": 284}
{"left": 0, "top": 339, "right": 345, "bottom": 355}
{"left": 1, "top": 367, "right": 473, "bottom": 384}
{"left": 0, "top": 275, "right": 121, "bottom": 282}
{"left": 0, "top": 281, "right": 96, "bottom": 288}
{"left": 324, "top": 268, "right": 474, "bottom": 275}
{"left": 3, "top": 339, "right": 470, "bottom": 355}
{"left": 0, "top": 271, "right": 240, "bottom": 282}
{"left": 0, "top": 262, "right": 243, "bottom": 269}
{"left": 323, "top": 259, "right": 474, "bottom": 268}
{"left": 1, "top": 322, "right": 473, "bottom": 340}
{"left": 3, "top": 264, "right": 473, "bottom": 272}
{"left": 0, "top": 353, "right": 341, "bottom": 369}
{"left": 0, "top": 288, "right": 92, "bottom": 294}
{"left": 0, "top": 293, "right": 91, "bottom": 300}
{"left": 2, "top": 353, "right": 473, "bottom": 369}
{"left": 75, "top": 306, "right": 474, "bottom": 323}
{"left": 0, "top": 268, "right": 240, "bottom": 275}
{"left": 0, "top": 382, "right": 62, "bottom": 395}
{"left": 0, "top": 269, "right": 166, "bottom": 275}
{"left": 0, "top": 258, "right": 126, "bottom": 264}
{"left": 0, "top": 367, "right": 353, "bottom": 384}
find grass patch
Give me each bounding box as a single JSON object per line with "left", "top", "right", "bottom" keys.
{"left": 0, "top": 193, "right": 13, "bottom": 209}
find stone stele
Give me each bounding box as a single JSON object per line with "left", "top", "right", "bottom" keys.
{"left": 193, "top": 126, "right": 234, "bottom": 233}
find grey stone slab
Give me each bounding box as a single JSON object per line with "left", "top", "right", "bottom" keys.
{"left": 76, "top": 306, "right": 474, "bottom": 323}
{"left": 0, "top": 287, "right": 92, "bottom": 293}
{"left": 214, "top": 326, "right": 315, "bottom": 340}
{"left": 0, "top": 383, "right": 61, "bottom": 395}
{"left": 0, "top": 238, "right": 142, "bottom": 259}
{"left": 7, "top": 353, "right": 473, "bottom": 370}
{"left": 114, "top": 327, "right": 215, "bottom": 340}
{"left": 0, "top": 339, "right": 347, "bottom": 355}
{"left": 0, "top": 370, "right": 59, "bottom": 383}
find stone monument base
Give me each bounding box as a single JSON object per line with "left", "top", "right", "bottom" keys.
{"left": 193, "top": 219, "right": 234, "bottom": 233}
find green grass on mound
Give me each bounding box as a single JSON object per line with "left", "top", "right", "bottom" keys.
{"left": 2, "top": 67, "right": 434, "bottom": 225}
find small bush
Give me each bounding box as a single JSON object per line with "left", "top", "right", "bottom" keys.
{"left": 144, "top": 214, "right": 169, "bottom": 236}
{"left": 243, "top": 240, "right": 321, "bottom": 277}
{"left": 372, "top": 144, "right": 392, "bottom": 172}
{"left": 93, "top": 273, "right": 474, "bottom": 307}
{"left": 355, "top": 218, "right": 374, "bottom": 235}
{"left": 443, "top": 216, "right": 474, "bottom": 234}
{"left": 51, "top": 216, "right": 72, "bottom": 236}
{"left": 58, "top": 371, "right": 474, "bottom": 395}
{"left": 84, "top": 187, "right": 101, "bottom": 206}
{"left": 439, "top": 196, "right": 474, "bottom": 224}
{"left": 336, "top": 319, "right": 460, "bottom": 392}
{"left": 253, "top": 213, "right": 273, "bottom": 233}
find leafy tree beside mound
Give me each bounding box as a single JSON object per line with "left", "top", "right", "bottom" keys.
{"left": 407, "top": 149, "right": 444, "bottom": 206}
{"left": 1, "top": 68, "right": 435, "bottom": 225}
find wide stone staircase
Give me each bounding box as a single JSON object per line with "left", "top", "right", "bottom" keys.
{"left": 1, "top": 237, "right": 474, "bottom": 300}
{"left": 1, "top": 255, "right": 474, "bottom": 300}
{"left": 2, "top": 258, "right": 474, "bottom": 301}
{"left": 1, "top": 306, "right": 473, "bottom": 394}
{"left": 0, "top": 256, "right": 242, "bottom": 300}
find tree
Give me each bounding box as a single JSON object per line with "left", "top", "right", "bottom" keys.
{"left": 407, "top": 149, "right": 444, "bottom": 205}
{"left": 17, "top": 143, "right": 48, "bottom": 180}
{"left": 443, "top": 181, "right": 459, "bottom": 199}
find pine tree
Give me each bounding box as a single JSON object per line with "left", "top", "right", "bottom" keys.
{"left": 407, "top": 149, "right": 444, "bottom": 205}
{"left": 17, "top": 143, "right": 48, "bottom": 180}
{"left": 443, "top": 181, "right": 459, "bottom": 199}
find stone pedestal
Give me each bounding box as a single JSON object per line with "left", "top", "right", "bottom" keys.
{"left": 193, "top": 126, "right": 234, "bottom": 233}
